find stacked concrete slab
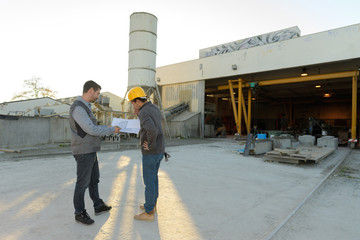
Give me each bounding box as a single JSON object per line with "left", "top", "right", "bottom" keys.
{"left": 317, "top": 136, "right": 338, "bottom": 149}
{"left": 272, "top": 134, "right": 298, "bottom": 149}
{"left": 273, "top": 138, "right": 292, "bottom": 149}
{"left": 298, "top": 135, "right": 316, "bottom": 146}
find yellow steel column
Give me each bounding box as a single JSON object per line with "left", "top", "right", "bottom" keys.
{"left": 229, "top": 81, "right": 239, "bottom": 133}
{"left": 241, "top": 94, "right": 249, "bottom": 132}
{"left": 248, "top": 88, "right": 252, "bottom": 134}
{"left": 352, "top": 73, "right": 358, "bottom": 139}
{"left": 238, "top": 81, "right": 243, "bottom": 135}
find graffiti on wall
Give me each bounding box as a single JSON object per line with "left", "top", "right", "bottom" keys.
{"left": 199, "top": 26, "right": 301, "bottom": 58}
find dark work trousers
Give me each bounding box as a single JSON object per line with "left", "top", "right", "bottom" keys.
{"left": 73, "top": 152, "right": 102, "bottom": 214}
{"left": 142, "top": 153, "right": 163, "bottom": 213}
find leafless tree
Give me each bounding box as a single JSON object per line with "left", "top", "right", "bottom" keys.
{"left": 12, "top": 76, "right": 57, "bottom": 100}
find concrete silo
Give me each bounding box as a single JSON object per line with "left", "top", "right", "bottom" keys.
{"left": 126, "top": 12, "right": 170, "bottom": 136}
{"left": 128, "top": 12, "right": 158, "bottom": 93}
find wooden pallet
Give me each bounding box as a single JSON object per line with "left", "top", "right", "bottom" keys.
{"left": 264, "top": 147, "right": 335, "bottom": 164}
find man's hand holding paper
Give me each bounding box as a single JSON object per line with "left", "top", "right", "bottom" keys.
{"left": 111, "top": 118, "right": 140, "bottom": 134}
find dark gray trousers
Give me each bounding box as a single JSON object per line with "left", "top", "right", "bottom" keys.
{"left": 73, "top": 152, "right": 102, "bottom": 214}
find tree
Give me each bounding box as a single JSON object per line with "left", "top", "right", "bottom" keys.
{"left": 12, "top": 77, "right": 57, "bottom": 100}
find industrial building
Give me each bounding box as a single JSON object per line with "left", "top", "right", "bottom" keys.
{"left": 154, "top": 23, "right": 360, "bottom": 142}
{"left": 0, "top": 92, "right": 129, "bottom": 148}
{"left": 0, "top": 97, "right": 71, "bottom": 117}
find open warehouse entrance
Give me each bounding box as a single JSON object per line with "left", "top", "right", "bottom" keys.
{"left": 204, "top": 62, "right": 359, "bottom": 144}
{"left": 156, "top": 23, "right": 360, "bottom": 142}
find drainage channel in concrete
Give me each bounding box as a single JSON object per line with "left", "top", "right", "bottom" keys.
{"left": 265, "top": 148, "right": 351, "bottom": 240}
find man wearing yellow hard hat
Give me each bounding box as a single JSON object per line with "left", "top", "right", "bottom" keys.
{"left": 128, "top": 86, "right": 165, "bottom": 221}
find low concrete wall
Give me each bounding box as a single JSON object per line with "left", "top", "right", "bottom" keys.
{"left": 0, "top": 115, "right": 71, "bottom": 148}
{"left": 49, "top": 117, "right": 71, "bottom": 143}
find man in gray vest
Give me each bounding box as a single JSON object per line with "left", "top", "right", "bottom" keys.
{"left": 69, "top": 80, "right": 120, "bottom": 225}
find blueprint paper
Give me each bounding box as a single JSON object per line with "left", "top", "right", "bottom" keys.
{"left": 111, "top": 118, "right": 140, "bottom": 134}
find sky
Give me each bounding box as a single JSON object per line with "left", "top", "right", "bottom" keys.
{"left": 1, "top": 0, "right": 360, "bottom": 103}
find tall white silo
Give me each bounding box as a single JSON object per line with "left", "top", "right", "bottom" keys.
{"left": 128, "top": 12, "right": 157, "bottom": 92}
{"left": 127, "top": 12, "right": 170, "bottom": 137}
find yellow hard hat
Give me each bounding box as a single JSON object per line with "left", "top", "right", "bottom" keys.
{"left": 128, "top": 86, "right": 147, "bottom": 101}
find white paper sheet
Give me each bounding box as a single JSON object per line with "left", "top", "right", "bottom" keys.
{"left": 111, "top": 118, "right": 140, "bottom": 134}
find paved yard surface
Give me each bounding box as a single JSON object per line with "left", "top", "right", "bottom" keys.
{"left": 0, "top": 138, "right": 358, "bottom": 240}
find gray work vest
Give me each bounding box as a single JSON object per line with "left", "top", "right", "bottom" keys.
{"left": 69, "top": 100, "right": 101, "bottom": 155}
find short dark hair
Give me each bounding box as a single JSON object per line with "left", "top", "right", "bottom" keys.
{"left": 83, "top": 80, "right": 101, "bottom": 93}
{"left": 132, "top": 97, "right": 147, "bottom": 103}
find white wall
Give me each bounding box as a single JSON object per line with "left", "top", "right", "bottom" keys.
{"left": 156, "top": 24, "right": 360, "bottom": 85}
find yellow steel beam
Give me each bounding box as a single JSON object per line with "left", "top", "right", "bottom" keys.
{"left": 352, "top": 73, "right": 358, "bottom": 139}
{"left": 247, "top": 88, "right": 252, "bottom": 134}
{"left": 241, "top": 93, "right": 249, "bottom": 132}
{"left": 229, "top": 81, "right": 239, "bottom": 133}
{"left": 229, "top": 79, "right": 249, "bottom": 135}
{"left": 238, "top": 81, "right": 242, "bottom": 135}
{"left": 217, "top": 71, "right": 359, "bottom": 90}
{"left": 219, "top": 82, "right": 247, "bottom": 90}
{"left": 258, "top": 71, "right": 358, "bottom": 86}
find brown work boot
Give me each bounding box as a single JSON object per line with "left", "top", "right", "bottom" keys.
{"left": 139, "top": 203, "right": 157, "bottom": 212}
{"left": 134, "top": 210, "right": 155, "bottom": 221}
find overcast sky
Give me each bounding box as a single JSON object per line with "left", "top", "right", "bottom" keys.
{"left": 1, "top": 0, "right": 360, "bottom": 103}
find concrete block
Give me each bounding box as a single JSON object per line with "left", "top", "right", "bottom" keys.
{"left": 291, "top": 141, "right": 299, "bottom": 148}
{"left": 298, "top": 135, "right": 316, "bottom": 146}
{"left": 253, "top": 140, "right": 272, "bottom": 154}
{"left": 273, "top": 138, "right": 292, "bottom": 149}
{"left": 317, "top": 136, "right": 338, "bottom": 149}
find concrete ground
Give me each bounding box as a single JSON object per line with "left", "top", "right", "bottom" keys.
{"left": 272, "top": 149, "right": 360, "bottom": 240}
{"left": 0, "top": 137, "right": 359, "bottom": 240}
